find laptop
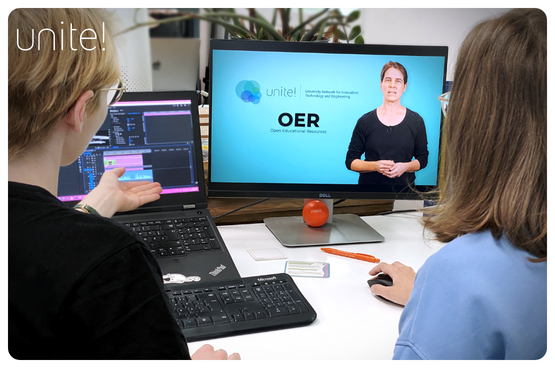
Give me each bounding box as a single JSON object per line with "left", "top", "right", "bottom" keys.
{"left": 58, "top": 90, "right": 241, "bottom": 283}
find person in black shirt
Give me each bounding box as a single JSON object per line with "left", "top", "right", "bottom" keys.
{"left": 8, "top": 9, "right": 239, "bottom": 360}
{"left": 345, "top": 61, "right": 428, "bottom": 186}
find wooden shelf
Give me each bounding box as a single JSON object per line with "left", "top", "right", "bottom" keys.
{"left": 207, "top": 197, "right": 394, "bottom": 225}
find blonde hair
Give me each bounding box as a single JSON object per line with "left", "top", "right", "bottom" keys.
{"left": 423, "top": 9, "right": 547, "bottom": 261}
{"left": 8, "top": 8, "right": 120, "bottom": 161}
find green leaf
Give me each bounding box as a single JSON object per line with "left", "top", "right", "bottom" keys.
{"left": 257, "top": 27, "right": 266, "bottom": 40}
{"left": 252, "top": 9, "right": 267, "bottom": 36}
{"left": 354, "top": 34, "right": 365, "bottom": 44}
{"left": 301, "top": 19, "right": 325, "bottom": 41}
{"left": 225, "top": 9, "right": 243, "bottom": 28}
{"left": 285, "top": 8, "right": 330, "bottom": 38}
{"left": 198, "top": 14, "right": 254, "bottom": 39}
{"left": 283, "top": 8, "right": 291, "bottom": 33}
{"left": 290, "top": 29, "right": 301, "bottom": 42}
{"left": 271, "top": 8, "right": 277, "bottom": 26}
{"left": 333, "top": 28, "right": 347, "bottom": 41}
{"left": 346, "top": 9, "right": 360, "bottom": 22}
{"left": 203, "top": 11, "right": 285, "bottom": 41}
{"left": 316, "top": 20, "right": 327, "bottom": 41}
{"left": 348, "top": 25, "right": 361, "bottom": 40}
{"left": 300, "top": 14, "right": 343, "bottom": 41}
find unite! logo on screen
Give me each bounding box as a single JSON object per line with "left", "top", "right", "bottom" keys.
{"left": 235, "top": 80, "right": 261, "bottom": 104}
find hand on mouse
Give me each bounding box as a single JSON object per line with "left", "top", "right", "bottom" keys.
{"left": 369, "top": 261, "right": 416, "bottom": 306}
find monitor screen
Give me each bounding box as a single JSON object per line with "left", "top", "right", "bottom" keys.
{"left": 57, "top": 91, "right": 206, "bottom": 211}
{"left": 208, "top": 39, "right": 447, "bottom": 201}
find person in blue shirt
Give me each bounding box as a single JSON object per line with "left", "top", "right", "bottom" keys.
{"left": 368, "top": 8, "right": 547, "bottom": 360}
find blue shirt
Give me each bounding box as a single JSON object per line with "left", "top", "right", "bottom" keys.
{"left": 393, "top": 231, "right": 547, "bottom": 359}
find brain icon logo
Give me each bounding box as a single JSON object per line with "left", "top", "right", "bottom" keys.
{"left": 235, "top": 80, "right": 261, "bottom": 104}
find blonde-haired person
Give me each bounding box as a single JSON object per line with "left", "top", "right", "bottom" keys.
{"left": 369, "top": 8, "right": 546, "bottom": 359}
{"left": 8, "top": 9, "right": 239, "bottom": 360}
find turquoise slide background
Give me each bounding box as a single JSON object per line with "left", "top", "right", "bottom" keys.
{"left": 211, "top": 49, "right": 445, "bottom": 186}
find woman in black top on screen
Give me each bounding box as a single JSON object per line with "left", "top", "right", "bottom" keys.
{"left": 345, "top": 62, "right": 428, "bottom": 186}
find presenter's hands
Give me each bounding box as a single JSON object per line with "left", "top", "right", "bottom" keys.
{"left": 382, "top": 162, "right": 408, "bottom": 178}
{"left": 369, "top": 262, "right": 416, "bottom": 306}
{"left": 191, "top": 344, "right": 241, "bottom": 360}
{"left": 376, "top": 160, "right": 395, "bottom": 175}
{"left": 76, "top": 167, "right": 162, "bottom": 218}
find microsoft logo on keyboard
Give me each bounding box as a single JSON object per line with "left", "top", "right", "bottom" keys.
{"left": 257, "top": 276, "right": 278, "bottom": 282}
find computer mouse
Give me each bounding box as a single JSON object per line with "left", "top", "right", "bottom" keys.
{"left": 367, "top": 273, "right": 393, "bottom": 288}
{"left": 367, "top": 273, "right": 404, "bottom": 305}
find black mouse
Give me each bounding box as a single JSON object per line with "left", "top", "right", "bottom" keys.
{"left": 367, "top": 273, "right": 393, "bottom": 288}
{"left": 367, "top": 274, "right": 402, "bottom": 305}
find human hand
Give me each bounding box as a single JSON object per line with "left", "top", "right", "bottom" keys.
{"left": 368, "top": 262, "right": 416, "bottom": 306}
{"left": 381, "top": 162, "right": 408, "bottom": 178}
{"left": 77, "top": 167, "right": 162, "bottom": 218}
{"left": 376, "top": 160, "right": 395, "bottom": 175}
{"left": 191, "top": 344, "right": 241, "bottom": 360}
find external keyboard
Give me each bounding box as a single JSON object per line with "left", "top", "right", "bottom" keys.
{"left": 123, "top": 216, "right": 221, "bottom": 258}
{"left": 165, "top": 273, "right": 317, "bottom": 341}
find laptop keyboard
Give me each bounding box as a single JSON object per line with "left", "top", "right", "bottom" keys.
{"left": 165, "top": 273, "right": 317, "bottom": 341}
{"left": 123, "top": 216, "right": 221, "bottom": 257}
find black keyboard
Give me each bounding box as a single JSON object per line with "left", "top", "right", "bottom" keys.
{"left": 123, "top": 216, "right": 221, "bottom": 257}
{"left": 165, "top": 273, "right": 317, "bottom": 341}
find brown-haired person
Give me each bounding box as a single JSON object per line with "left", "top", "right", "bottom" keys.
{"left": 345, "top": 61, "right": 429, "bottom": 186}
{"left": 8, "top": 9, "right": 239, "bottom": 360}
{"left": 368, "top": 9, "right": 546, "bottom": 359}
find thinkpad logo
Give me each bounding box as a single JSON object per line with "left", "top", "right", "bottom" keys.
{"left": 209, "top": 264, "right": 227, "bottom": 277}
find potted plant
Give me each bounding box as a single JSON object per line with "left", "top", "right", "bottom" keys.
{"left": 118, "top": 8, "right": 364, "bottom": 44}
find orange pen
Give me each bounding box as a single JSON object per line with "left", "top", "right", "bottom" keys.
{"left": 321, "top": 248, "right": 380, "bottom": 263}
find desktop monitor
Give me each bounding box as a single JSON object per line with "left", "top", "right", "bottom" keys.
{"left": 208, "top": 39, "right": 447, "bottom": 246}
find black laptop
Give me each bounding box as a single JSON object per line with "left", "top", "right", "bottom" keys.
{"left": 58, "top": 90, "right": 241, "bottom": 283}
{"left": 58, "top": 90, "right": 317, "bottom": 341}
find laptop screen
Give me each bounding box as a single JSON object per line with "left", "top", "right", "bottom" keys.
{"left": 57, "top": 91, "right": 207, "bottom": 211}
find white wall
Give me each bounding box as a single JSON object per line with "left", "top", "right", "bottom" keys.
{"left": 360, "top": 8, "right": 511, "bottom": 80}
{"left": 110, "top": 8, "right": 153, "bottom": 92}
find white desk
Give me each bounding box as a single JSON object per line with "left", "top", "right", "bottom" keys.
{"left": 188, "top": 213, "right": 443, "bottom": 360}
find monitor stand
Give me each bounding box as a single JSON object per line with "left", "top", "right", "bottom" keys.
{"left": 263, "top": 199, "right": 385, "bottom": 247}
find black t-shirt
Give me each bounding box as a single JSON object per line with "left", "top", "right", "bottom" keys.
{"left": 345, "top": 108, "right": 429, "bottom": 185}
{"left": 8, "top": 182, "right": 191, "bottom": 359}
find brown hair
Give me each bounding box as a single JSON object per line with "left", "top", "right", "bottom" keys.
{"left": 423, "top": 9, "right": 547, "bottom": 261}
{"left": 380, "top": 61, "right": 407, "bottom": 84}
{"left": 8, "top": 9, "right": 120, "bottom": 161}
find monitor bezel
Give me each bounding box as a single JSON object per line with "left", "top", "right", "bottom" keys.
{"left": 207, "top": 39, "right": 447, "bottom": 200}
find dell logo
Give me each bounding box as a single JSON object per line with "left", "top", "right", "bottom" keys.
{"left": 319, "top": 193, "right": 331, "bottom": 198}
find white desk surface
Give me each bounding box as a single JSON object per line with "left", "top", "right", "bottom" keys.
{"left": 187, "top": 213, "right": 444, "bottom": 360}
